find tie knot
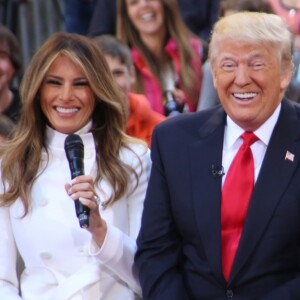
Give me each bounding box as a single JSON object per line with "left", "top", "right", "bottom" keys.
{"left": 241, "top": 132, "right": 258, "bottom": 147}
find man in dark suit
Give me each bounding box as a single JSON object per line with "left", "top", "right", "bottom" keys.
{"left": 135, "top": 12, "right": 300, "bottom": 299}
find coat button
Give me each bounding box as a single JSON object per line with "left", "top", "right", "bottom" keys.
{"left": 226, "top": 289, "right": 234, "bottom": 298}
{"left": 38, "top": 197, "right": 48, "bottom": 206}
{"left": 40, "top": 252, "right": 52, "bottom": 260}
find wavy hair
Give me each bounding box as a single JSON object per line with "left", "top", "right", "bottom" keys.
{"left": 0, "top": 32, "right": 143, "bottom": 214}
{"left": 116, "top": 0, "right": 201, "bottom": 105}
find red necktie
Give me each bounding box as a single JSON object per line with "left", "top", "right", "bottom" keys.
{"left": 221, "top": 132, "right": 258, "bottom": 281}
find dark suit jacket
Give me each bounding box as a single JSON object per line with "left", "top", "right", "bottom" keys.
{"left": 135, "top": 99, "right": 300, "bottom": 299}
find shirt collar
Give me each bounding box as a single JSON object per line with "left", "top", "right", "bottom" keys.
{"left": 225, "top": 103, "right": 281, "bottom": 149}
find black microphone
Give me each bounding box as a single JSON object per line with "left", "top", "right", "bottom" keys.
{"left": 64, "top": 134, "right": 90, "bottom": 228}
{"left": 211, "top": 164, "right": 225, "bottom": 178}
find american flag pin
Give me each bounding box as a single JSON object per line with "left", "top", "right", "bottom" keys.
{"left": 285, "top": 151, "right": 295, "bottom": 162}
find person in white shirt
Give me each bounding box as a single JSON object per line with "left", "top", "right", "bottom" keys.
{"left": 0, "top": 31, "right": 151, "bottom": 300}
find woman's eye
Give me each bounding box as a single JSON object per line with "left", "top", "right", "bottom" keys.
{"left": 46, "top": 79, "right": 61, "bottom": 85}
{"left": 74, "top": 81, "right": 89, "bottom": 87}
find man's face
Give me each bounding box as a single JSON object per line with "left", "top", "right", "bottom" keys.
{"left": 104, "top": 54, "right": 134, "bottom": 96}
{"left": 212, "top": 41, "right": 291, "bottom": 131}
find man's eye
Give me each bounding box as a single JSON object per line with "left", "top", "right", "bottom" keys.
{"left": 222, "top": 64, "right": 236, "bottom": 71}
{"left": 252, "top": 63, "right": 264, "bottom": 70}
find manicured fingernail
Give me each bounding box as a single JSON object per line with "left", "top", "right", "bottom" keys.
{"left": 79, "top": 197, "right": 87, "bottom": 205}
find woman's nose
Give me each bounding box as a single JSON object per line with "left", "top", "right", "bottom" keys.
{"left": 60, "top": 84, "right": 73, "bottom": 101}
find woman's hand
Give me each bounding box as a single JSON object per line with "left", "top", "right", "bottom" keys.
{"left": 65, "top": 175, "right": 107, "bottom": 247}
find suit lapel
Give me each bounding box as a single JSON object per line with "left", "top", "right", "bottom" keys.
{"left": 189, "top": 106, "right": 226, "bottom": 279}
{"left": 230, "top": 100, "right": 300, "bottom": 283}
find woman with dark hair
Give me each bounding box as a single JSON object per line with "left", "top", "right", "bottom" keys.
{"left": 117, "top": 0, "right": 203, "bottom": 116}
{"left": 0, "top": 32, "right": 150, "bottom": 299}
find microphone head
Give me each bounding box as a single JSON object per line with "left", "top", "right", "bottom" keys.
{"left": 64, "top": 134, "right": 84, "bottom": 162}
{"left": 64, "top": 134, "right": 85, "bottom": 179}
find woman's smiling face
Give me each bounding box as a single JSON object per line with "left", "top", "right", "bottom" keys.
{"left": 40, "top": 54, "right": 95, "bottom": 134}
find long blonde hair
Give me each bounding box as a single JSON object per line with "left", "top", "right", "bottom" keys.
{"left": 0, "top": 32, "right": 143, "bottom": 214}
{"left": 117, "top": 0, "right": 201, "bottom": 105}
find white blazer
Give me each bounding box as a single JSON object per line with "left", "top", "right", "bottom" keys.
{"left": 0, "top": 126, "right": 151, "bottom": 300}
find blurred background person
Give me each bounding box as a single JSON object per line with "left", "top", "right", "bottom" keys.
{"left": 117, "top": 0, "right": 203, "bottom": 117}
{"left": 177, "top": 0, "right": 220, "bottom": 42}
{"left": 94, "top": 34, "right": 166, "bottom": 148}
{"left": 63, "top": 0, "right": 96, "bottom": 35}
{"left": 267, "top": 0, "right": 300, "bottom": 97}
{"left": 0, "top": 113, "right": 15, "bottom": 154}
{"left": 0, "top": 32, "right": 150, "bottom": 299}
{"left": 198, "top": 0, "right": 300, "bottom": 111}
{"left": 0, "top": 24, "right": 22, "bottom": 123}
{"left": 88, "top": 0, "right": 117, "bottom": 37}
{"left": 0, "top": 113, "right": 14, "bottom": 142}
{"left": 268, "top": 0, "right": 300, "bottom": 39}
{"left": 88, "top": 0, "right": 220, "bottom": 43}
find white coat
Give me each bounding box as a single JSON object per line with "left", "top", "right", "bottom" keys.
{"left": 0, "top": 125, "right": 151, "bottom": 300}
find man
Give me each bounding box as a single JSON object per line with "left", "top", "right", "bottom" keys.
{"left": 135, "top": 12, "right": 300, "bottom": 299}
{"left": 94, "top": 34, "right": 166, "bottom": 147}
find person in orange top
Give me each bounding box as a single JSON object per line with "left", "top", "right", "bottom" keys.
{"left": 94, "top": 34, "right": 166, "bottom": 147}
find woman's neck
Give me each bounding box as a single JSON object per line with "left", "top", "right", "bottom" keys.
{"left": 140, "top": 30, "right": 167, "bottom": 59}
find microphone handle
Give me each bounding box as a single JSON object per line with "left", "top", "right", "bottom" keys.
{"left": 70, "top": 158, "right": 90, "bottom": 229}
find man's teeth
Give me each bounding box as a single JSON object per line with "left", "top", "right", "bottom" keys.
{"left": 56, "top": 107, "right": 79, "bottom": 113}
{"left": 234, "top": 93, "right": 257, "bottom": 99}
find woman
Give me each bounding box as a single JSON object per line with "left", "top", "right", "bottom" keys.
{"left": 0, "top": 32, "right": 151, "bottom": 299}
{"left": 117, "top": 0, "right": 203, "bottom": 116}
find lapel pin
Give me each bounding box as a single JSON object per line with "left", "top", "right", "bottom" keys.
{"left": 285, "top": 151, "right": 295, "bottom": 162}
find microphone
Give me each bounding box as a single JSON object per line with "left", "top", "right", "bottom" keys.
{"left": 211, "top": 164, "right": 225, "bottom": 178}
{"left": 64, "top": 134, "right": 90, "bottom": 228}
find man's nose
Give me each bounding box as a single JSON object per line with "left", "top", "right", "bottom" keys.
{"left": 234, "top": 65, "right": 251, "bottom": 86}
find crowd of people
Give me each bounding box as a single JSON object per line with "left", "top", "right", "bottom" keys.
{"left": 0, "top": 0, "right": 300, "bottom": 299}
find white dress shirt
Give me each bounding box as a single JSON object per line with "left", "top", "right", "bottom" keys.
{"left": 222, "top": 104, "right": 281, "bottom": 186}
